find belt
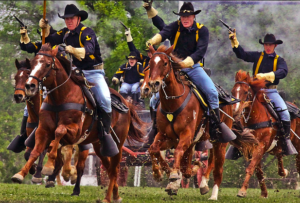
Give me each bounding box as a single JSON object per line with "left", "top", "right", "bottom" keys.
{"left": 93, "top": 63, "right": 103, "bottom": 70}
{"left": 267, "top": 85, "right": 277, "bottom": 89}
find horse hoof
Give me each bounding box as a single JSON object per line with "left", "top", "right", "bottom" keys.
{"left": 169, "top": 171, "right": 180, "bottom": 182}
{"left": 284, "top": 169, "right": 289, "bottom": 177}
{"left": 31, "top": 177, "right": 43, "bottom": 184}
{"left": 101, "top": 199, "right": 110, "bottom": 203}
{"left": 71, "top": 192, "right": 79, "bottom": 196}
{"left": 45, "top": 181, "right": 55, "bottom": 188}
{"left": 11, "top": 174, "right": 24, "bottom": 184}
{"left": 41, "top": 166, "right": 54, "bottom": 176}
{"left": 237, "top": 190, "right": 247, "bottom": 197}
{"left": 29, "top": 164, "right": 37, "bottom": 175}
{"left": 165, "top": 189, "right": 178, "bottom": 196}
{"left": 208, "top": 196, "right": 217, "bottom": 200}
{"left": 113, "top": 197, "right": 123, "bottom": 203}
{"left": 200, "top": 186, "right": 209, "bottom": 195}
{"left": 62, "top": 174, "right": 70, "bottom": 182}
{"left": 70, "top": 175, "right": 77, "bottom": 185}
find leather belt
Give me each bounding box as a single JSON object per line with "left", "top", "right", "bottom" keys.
{"left": 93, "top": 63, "right": 103, "bottom": 70}
{"left": 267, "top": 85, "right": 277, "bottom": 89}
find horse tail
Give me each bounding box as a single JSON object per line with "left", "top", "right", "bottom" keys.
{"left": 230, "top": 121, "right": 258, "bottom": 161}
{"left": 127, "top": 103, "right": 147, "bottom": 145}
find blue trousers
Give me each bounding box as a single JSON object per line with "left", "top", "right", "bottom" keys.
{"left": 263, "top": 89, "right": 290, "bottom": 121}
{"left": 120, "top": 82, "right": 140, "bottom": 94}
{"left": 83, "top": 69, "right": 112, "bottom": 113}
{"left": 181, "top": 63, "right": 219, "bottom": 109}
{"left": 150, "top": 92, "right": 160, "bottom": 111}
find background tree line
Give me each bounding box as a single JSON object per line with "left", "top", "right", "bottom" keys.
{"left": 0, "top": 1, "right": 299, "bottom": 188}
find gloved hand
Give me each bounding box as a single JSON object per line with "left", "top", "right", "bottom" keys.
{"left": 39, "top": 18, "right": 51, "bottom": 37}
{"left": 112, "top": 77, "right": 119, "bottom": 85}
{"left": 146, "top": 34, "right": 162, "bottom": 47}
{"left": 256, "top": 72, "right": 275, "bottom": 83}
{"left": 229, "top": 28, "right": 239, "bottom": 48}
{"left": 139, "top": 79, "right": 144, "bottom": 86}
{"left": 65, "top": 46, "right": 86, "bottom": 61}
{"left": 180, "top": 56, "right": 194, "bottom": 68}
{"left": 125, "top": 28, "right": 133, "bottom": 42}
{"left": 143, "top": 1, "right": 157, "bottom": 19}
{"left": 20, "top": 27, "right": 30, "bottom": 44}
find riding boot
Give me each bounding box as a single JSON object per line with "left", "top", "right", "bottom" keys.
{"left": 132, "top": 93, "right": 139, "bottom": 106}
{"left": 280, "top": 120, "right": 298, "bottom": 156}
{"left": 7, "top": 116, "right": 28, "bottom": 153}
{"left": 143, "top": 108, "right": 157, "bottom": 148}
{"left": 225, "top": 145, "right": 243, "bottom": 160}
{"left": 98, "top": 111, "right": 119, "bottom": 157}
{"left": 209, "top": 108, "right": 236, "bottom": 143}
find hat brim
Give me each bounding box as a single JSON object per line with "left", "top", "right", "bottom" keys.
{"left": 259, "top": 39, "right": 283, "bottom": 45}
{"left": 58, "top": 10, "right": 88, "bottom": 22}
{"left": 126, "top": 56, "right": 138, "bottom": 60}
{"left": 173, "top": 10, "right": 201, "bottom": 16}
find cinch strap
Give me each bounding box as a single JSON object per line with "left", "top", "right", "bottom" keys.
{"left": 173, "top": 21, "right": 204, "bottom": 50}
{"left": 255, "top": 52, "right": 279, "bottom": 76}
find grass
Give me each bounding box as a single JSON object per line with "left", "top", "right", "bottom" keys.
{"left": 0, "top": 183, "right": 300, "bottom": 203}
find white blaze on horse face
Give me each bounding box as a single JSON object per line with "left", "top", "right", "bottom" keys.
{"left": 235, "top": 86, "right": 241, "bottom": 112}
{"left": 209, "top": 184, "right": 219, "bottom": 200}
{"left": 81, "top": 113, "right": 85, "bottom": 123}
{"left": 154, "top": 56, "right": 161, "bottom": 65}
{"left": 19, "top": 71, "right": 24, "bottom": 77}
{"left": 193, "top": 110, "right": 196, "bottom": 120}
{"left": 28, "top": 56, "right": 42, "bottom": 84}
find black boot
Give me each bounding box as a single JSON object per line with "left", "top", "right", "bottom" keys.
{"left": 280, "top": 121, "right": 297, "bottom": 156}
{"left": 209, "top": 108, "right": 236, "bottom": 143}
{"left": 143, "top": 108, "right": 157, "bottom": 148}
{"left": 133, "top": 92, "right": 145, "bottom": 108}
{"left": 7, "top": 116, "right": 28, "bottom": 153}
{"left": 98, "top": 111, "right": 119, "bottom": 157}
{"left": 120, "top": 92, "right": 128, "bottom": 100}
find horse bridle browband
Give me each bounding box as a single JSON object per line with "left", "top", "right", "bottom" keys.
{"left": 151, "top": 52, "right": 185, "bottom": 99}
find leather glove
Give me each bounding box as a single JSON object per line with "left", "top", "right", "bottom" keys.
{"left": 180, "top": 56, "right": 194, "bottom": 68}
{"left": 65, "top": 46, "right": 86, "bottom": 61}
{"left": 142, "top": 0, "right": 153, "bottom": 11}
{"left": 143, "top": 1, "right": 158, "bottom": 19}
{"left": 112, "top": 77, "right": 119, "bottom": 85}
{"left": 146, "top": 34, "right": 162, "bottom": 47}
{"left": 139, "top": 79, "right": 144, "bottom": 86}
{"left": 125, "top": 28, "right": 133, "bottom": 42}
{"left": 39, "top": 18, "right": 51, "bottom": 38}
{"left": 256, "top": 72, "right": 275, "bottom": 83}
{"left": 229, "top": 28, "right": 239, "bottom": 48}
{"left": 20, "top": 27, "right": 30, "bottom": 44}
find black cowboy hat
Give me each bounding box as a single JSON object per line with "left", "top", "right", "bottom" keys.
{"left": 259, "top": 33, "right": 283, "bottom": 45}
{"left": 173, "top": 2, "right": 201, "bottom": 17}
{"left": 58, "top": 4, "right": 88, "bottom": 22}
{"left": 126, "top": 51, "right": 138, "bottom": 60}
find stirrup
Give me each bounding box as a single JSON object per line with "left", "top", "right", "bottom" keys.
{"left": 100, "top": 132, "right": 119, "bottom": 157}
{"left": 225, "top": 145, "right": 243, "bottom": 160}
{"left": 281, "top": 138, "right": 298, "bottom": 156}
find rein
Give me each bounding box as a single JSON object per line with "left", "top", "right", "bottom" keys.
{"left": 234, "top": 81, "right": 253, "bottom": 123}
{"left": 152, "top": 52, "right": 185, "bottom": 100}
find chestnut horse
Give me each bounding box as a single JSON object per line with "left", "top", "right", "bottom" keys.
{"left": 231, "top": 70, "right": 300, "bottom": 198}
{"left": 13, "top": 59, "right": 83, "bottom": 186}
{"left": 147, "top": 45, "right": 256, "bottom": 200}
{"left": 12, "top": 44, "right": 145, "bottom": 202}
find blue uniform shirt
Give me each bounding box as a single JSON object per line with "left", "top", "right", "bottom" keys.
{"left": 113, "top": 62, "right": 144, "bottom": 84}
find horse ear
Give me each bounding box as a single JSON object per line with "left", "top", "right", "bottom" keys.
{"left": 165, "top": 45, "right": 174, "bottom": 55}
{"left": 15, "top": 59, "right": 21, "bottom": 70}
{"left": 25, "top": 58, "right": 31, "bottom": 69}
{"left": 51, "top": 46, "right": 59, "bottom": 57}
{"left": 149, "top": 45, "right": 155, "bottom": 54}
{"left": 235, "top": 71, "right": 239, "bottom": 82}
{"left": 247, "top": 72, "right": 251, "bottom": 82}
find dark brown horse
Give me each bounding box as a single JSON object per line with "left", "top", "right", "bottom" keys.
{"left": 12, "top": 44, "right": 145, "bottom": 203}
{"left": 146, "top": 45, "right": 256, "bottom": 200}
{"left": 231, "top": 70, "right": 300, "bottom": 198}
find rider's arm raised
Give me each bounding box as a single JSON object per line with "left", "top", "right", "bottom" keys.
{"left": 233, "top": 46, "right": 261, "bottom": 63}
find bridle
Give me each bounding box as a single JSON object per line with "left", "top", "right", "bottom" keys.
{"left": 29, "top": 52, "right": 72, "bottom": 95}
{"left": 234, "top": 81, "right": 255, "bottom": 123}
{"left": 151, "top": 52, "right": 185, "bottom": 100}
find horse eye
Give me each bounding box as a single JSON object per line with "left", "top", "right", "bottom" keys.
{"left": 46, "top": 63, "right": 51, "bottom": 68}
{"left": 164, "top": 62, "right": 168, "bottom": 66}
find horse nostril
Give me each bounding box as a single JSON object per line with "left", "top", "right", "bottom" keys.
{"left": 155, "top": 81, "right": 160, "bottom": 87}
{"left": 145, "top": 88, "right": 149, "bottom": 93}
{"left": 30, "top": 84, "right": 36, "bottom": 90}
{"left": 17, "top": 94, "right": 23, "bottom": 100}
{"left": 25, "top": 84, "right": 30, "bottom": 90}
{"left": 148, "top": 82, "right": 151, "bottom": 86}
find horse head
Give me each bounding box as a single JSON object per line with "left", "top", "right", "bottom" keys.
{"left": 148, "top": 45, "right": 178, "bottom": 93}
{"left": 140, "top": 66, "right": 151, "bottom": 98}
{"left": 25, "top": 44, "right": 59, "bottom": 97}
{"left": 14, "top": 58, "right": 31, "bottom": 103}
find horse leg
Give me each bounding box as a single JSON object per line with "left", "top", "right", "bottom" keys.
{"left": 24, "top": 148, "right": 37, "bottom": 175}
{"left": 12, "top": 129, "right": 50, "bottom": 183}
{"left": 32, "top": 149, "right": 47, "bottom": 184}
{"left": 45, "top": 149, "right": 64, "bottom": 188}
{"left": 199, "top": 148, "right": 214, "bottom": 195}
{"left": 71, "top": 148, "right": 89, "bottom": 196}
{"left": 42, "top": 125, "right": 68, "bottom": 176}
{"left": 61, "top": 145, "right": 74, "bottom": 182}
{"left": 238, "top": 143, "right": 265, "bottom": 198}
{"left": 277, "top": 154, "right": 288, "bottom": 177}
{"left": 181, "top": 145, "right": 194, "bottom": 179}
{"left": 255, "top": 163, "right": 268, "bottom": 198}
{"left": 208, "top": 142, "right": 227, "bottom": 200}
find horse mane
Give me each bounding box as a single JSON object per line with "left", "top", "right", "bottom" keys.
{"left": 39, "top": 43, "right": 52, "bottom": 52}
{"left": 156, "top": 45, "right": 184, "bottom": 70}
{"left": 18, "top": 60, "right": 30, "bottom": 69}
{"left": 236, "top": 70, "right": 267, "bottom": 93}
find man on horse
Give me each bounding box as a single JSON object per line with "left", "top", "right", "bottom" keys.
{"left": 38, "top": 4, "right": 118, "bottom": 156}
{"left": 146, "top": 2, "right": 235, "bottom": 143}
{"left": 229, "top": 30, "right": 297, "bottom": 155}
{"left": 112, "top": 52, "right": 144, "bottom": 106}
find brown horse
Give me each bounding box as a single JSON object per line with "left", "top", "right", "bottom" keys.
{"left": 12, "top": 44, "right": 145, "bottom": 202}
{"left": 146, "top": 45, "right": 256, "bottom": 200}
{"left": 13, "top": 59, "right": 83, "bottom": 186}
{"left": 231, "top": 70, "right": 299, "bottom": 198}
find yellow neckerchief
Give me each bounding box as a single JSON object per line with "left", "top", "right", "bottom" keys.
{"left": 254, "top": 52, "right": 279, "bottom": 76}
{"left": 173, "top": 20, "right": 204, "bottom": 50}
